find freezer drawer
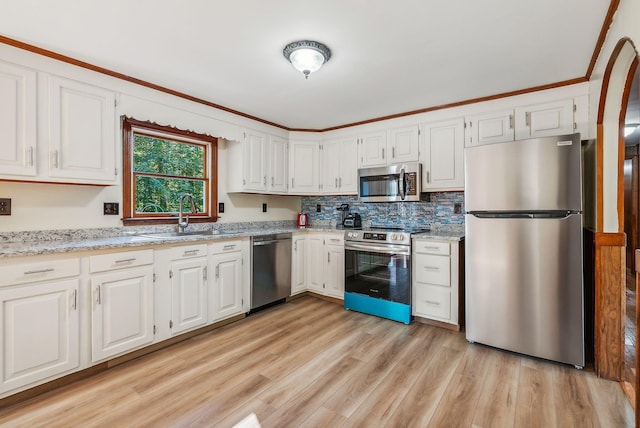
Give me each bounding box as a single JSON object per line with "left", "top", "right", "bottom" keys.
{"left": 465, "top": 213, "right": 584, "bottom": 367}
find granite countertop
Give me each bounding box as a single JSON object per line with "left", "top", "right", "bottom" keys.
{"left": 412, "top": 226, "right": 465, "bottom": 241}
{"left": 0, "top": 222, "right": 464, "bottom": 258}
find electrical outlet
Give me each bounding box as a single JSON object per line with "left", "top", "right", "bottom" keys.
{"left": 103, "top": 202, "right": 119, "bottom": 215}
{"left": 262, "top": 203, "right": 267, "bottom": 213}
{"left": 218, "top": 202, "right": 225, "bottom": 213}
{"left": 0, "top": 198, "right": 11, "bottom": 216}
{"left": 454, "top": 203, "right": 462, "bottom": 214}
{"left": 316, "top": 204, "right": 321, "bottom": 213}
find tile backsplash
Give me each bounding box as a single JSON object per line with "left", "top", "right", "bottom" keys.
{"left": 301, "top": 192, "right": 464, "bottom": 229}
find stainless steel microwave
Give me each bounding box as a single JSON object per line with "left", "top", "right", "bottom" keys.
{"left": 358, "top": 163, "right": 422, "bottom": 202}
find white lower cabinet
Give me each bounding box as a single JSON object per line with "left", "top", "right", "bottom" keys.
{"left": 210, "top": 240, "right": 244, "bottom": 322}
{"left": 291, "top": 234, "right": 307, "bottom": 295}
{"left": 0, "top": 256, "right": 81, "bottom": 395}
{"left": 303, "top": 232, "right": 344, "bottom": 299}
{"left": 412, "top": 239, "right": 463, "bottom": 330}
{"left": 169, "top": 244, "right": 208, "bottom": 335}
{"left": 89, "top": 249, "right": 154, "bottom": 362}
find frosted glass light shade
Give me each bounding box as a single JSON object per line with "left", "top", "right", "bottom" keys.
{"left": 283, "top": 40, "right": 331, "bottom": 79}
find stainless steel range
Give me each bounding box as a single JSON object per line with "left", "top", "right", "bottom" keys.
{"left": 344, "top": 226, "right": 428, "bottom": 324}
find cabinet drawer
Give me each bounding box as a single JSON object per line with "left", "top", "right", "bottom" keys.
{"left": 414, "top": 253, "right": 450, "bottom": 286}
{"left": 0, "top": 257, "right": 80, "bottom": 287}
{"left": 414, "top": 284, "right": 451, "bottom": 320}
{"left": 325, "top": 234, "right": 344, "bottom": 245}
{"left": 90, "top": 249, "right": 154, "bottom": 273}
{"left": 210, "top": 240, "right": 242, "bottom": 254}
{"left": 413, "top": 240, "right": 450, "bottom": 255}
{"left": 171, "top": 244, "right": 207, "bottom": 260}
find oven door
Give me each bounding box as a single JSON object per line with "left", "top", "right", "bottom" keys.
{"left": 344, "top": 242, "right": 411, "bottom": 304}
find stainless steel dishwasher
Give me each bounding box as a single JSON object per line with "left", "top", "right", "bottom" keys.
{"left": 251, "top": 233, "right": 292, "bottom": 311}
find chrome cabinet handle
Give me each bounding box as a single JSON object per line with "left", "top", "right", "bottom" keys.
{"left": 24, "top": 268, "right": 54, "bottom": 275}
{"left": 292, "top": 178, "right": 295, "bottom": 188}
{"left": 525, "top": 112, "right": 531, "bottom": 127}
{"left": 424, "top": 266, "right": 440, "bottom": 271}
{"left": 294, "top": 241, "right": 298, "bottom": 252}
{"left": 425, "top": 300, "right": 440, "bottom": 306}
{"left": 223, "top": 245, "right": 236, "bottom": 250}
{"left": 509, "top": 114, "right": 514, "bottom": 129}
{"left": 271, "top": 177, "right": 274, "bottom": 186}
{"left": 264, "top": 176, "right": 266, "bottom": 186}
{"left": 392, "top": 147, "right": 396, "bottom": 158}
{"left": 381, "top": 148, "right": 385, "bottom": 159}
{"left": 328, "top": 252, "right": 331, "bottom": 263}
{"left": 203, "top": 267, "right": 207, "bottom": 281}
{"left": 339, "top": 177, "right": 342, "bottom": 187}
{"left": 115, "top": 258, "right": 136, "bottom": 264}
{"left": 215, "top": 265, "right": 219, "bottom": 278}
{"left": 335, "top": 178, "right": 338, "bottom": 187}
{"left": 72, "top": 289, "right": 77, "bottom": 310}
{"left": 52, "top": 150, "right": 59, "bottom": 168}
{"left": 183, "top": 249, "right": 200, "bottom": 256}
{"left": 96, "top": 286, "right": 102, "bottom": 304}
{"left": 28, "top": 146, "right": 34, "bottom": 166}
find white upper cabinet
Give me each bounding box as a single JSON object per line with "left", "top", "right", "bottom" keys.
{"left": 388, "top": 125, "right": 419, "bottom": 164}
{"left": 228, "top": 131, "right": 288, "bottom": 194}
{"left": 268, "top": 135, "right": 288, "bottom": 193}
{"left": 47, "top": 76, "right": 116, "bottom": 184}
{"left": 465, "top": 99, "right": 576, "bottom": 146}
{"left": 242, "top": 130, "right": 268, "bottom": 192}
{"left": 421, "top": 118, "right": 465, "bottom": 191}
{"left": 289, "top": 140, "right": 320, "bottom": 194}
{"left": 0, "top": 61, "right": 37, "bottom": 178}
{"left": 358, "top": 130, "right": 387, "bottom": 167}
{"left": 358, "top": 127, "right": 419, "bottom": 168}
{"left": 320, "top": 136, "right": 358, "bottom": 195}
{"left": 514, "top": 99, "right": 574, "bottom": 140}
{"left": 465, "top": 109, "right": 514, "bottom": 146}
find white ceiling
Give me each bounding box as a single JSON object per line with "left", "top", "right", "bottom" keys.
{"left": 0, "top": 0, "right": 612, "bottom": 130}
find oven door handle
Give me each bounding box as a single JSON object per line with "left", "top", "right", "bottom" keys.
{"left": 345, "top": 242, "right": 411, "bottom": 255}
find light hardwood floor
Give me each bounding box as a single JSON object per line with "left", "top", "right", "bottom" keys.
{"left": 0, "top": 296, "right": 634, "bottom": 427}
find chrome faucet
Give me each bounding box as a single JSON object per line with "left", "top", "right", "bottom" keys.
{"left": 178, "top": 193, "right": 196, "bottom": 233}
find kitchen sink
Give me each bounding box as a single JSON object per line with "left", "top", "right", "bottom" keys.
{"left": 138, "top": 230, "right": 235, "bottom": 239}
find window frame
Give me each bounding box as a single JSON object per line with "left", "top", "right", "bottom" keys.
{"left": 121, "top": 116, "right": 218, "bottom": 226}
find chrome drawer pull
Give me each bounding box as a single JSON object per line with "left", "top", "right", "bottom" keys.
{"left": 223, "top": 245, "right": 236, "bottom": 250}
{"left": 24, "top": 268, "right": 54, "bottom": 275}
{"left": 424, "top": 266, "right": 440, "bottom": 271}
{"left": 425, "top": 300, "right": 440, "bottom": 306}
{"left": 183, "top": 250, "right": 200, "bottom": 255}
{"left": 115, "top": 258, "right": 136, "bottom": 264}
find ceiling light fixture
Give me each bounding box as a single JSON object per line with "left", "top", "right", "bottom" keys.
{"left": 283, "top": 40, "right": 331, "bottom": 79}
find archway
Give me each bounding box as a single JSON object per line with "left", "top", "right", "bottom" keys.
{"left": 595, "top": 37, "right": 638, "bottom": 409}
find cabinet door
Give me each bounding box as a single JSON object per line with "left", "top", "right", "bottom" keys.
{"left": 91, "top": 266, "right": 154, "bottom": 362}
{"left": 320, "top": 140, "right": 340, "bottom": 194}
{"left": 269, "top": 135, "right": 288, "bottom": 193}
{"left": 0, "top": 279, "right": 79, "bottom": 394}
{"left": 0, "top": 61, "right": 36, "bottom": 177}
{"left": 389, "top": 125, "right": 419, "bottom": 163}
{"left": 291, "top": 235, "right": 307, "bottom": 295}
{"left": 243, "top": 130, "right": 267, "bottom": 191}
{"left": 421, "top": 118, "right": 464, "bottom": 190}
{"left": 305, "top": 234, "right": 325, "bottom": 293}
{"left": 514, "top": 99, "right": 574, "bottom": 140}
{"left": 358, "top": 131, "right": 387, "bottom": 167}
{"left": 465, "top": 110, "right": 514, "bottom": 146}
{"left": 212, "top": 251, "right": 243, "bottom": 321}
{"left": 170, "top": 258, "right": 207, "bottom": 335}
{"left": 339, "top": 136, "right": 358, "bottom": 194}
{"left": 289, "top": 141, "right": 319, "bottom": 194}
{"left": 47, "top": 76, "right": 116, "bottom": 183}
{"left": 325, "top": 243, "right": 345, "bottom": 299}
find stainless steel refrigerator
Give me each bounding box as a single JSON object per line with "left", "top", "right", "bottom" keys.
{"left": 464, "top": 133, "right": 584, "bottom": 368}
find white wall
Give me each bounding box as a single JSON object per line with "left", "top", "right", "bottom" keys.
{"left": 588, "top": 0, "right": 640, "bottom": 233}
{"left": 0, "top": 43, "right": 301, "bottom": 232}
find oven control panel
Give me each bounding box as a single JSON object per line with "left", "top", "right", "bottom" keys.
{"left": 363, "top": 232, "right": 387, "bottom": 241}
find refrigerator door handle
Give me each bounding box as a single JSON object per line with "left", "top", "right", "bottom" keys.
{"left": 470, "top": 210, "right": 575, "bottom": 219}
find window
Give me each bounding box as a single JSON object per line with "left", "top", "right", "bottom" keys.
{"left": 122, "top": 117, "right": 218, "bottom": 225}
